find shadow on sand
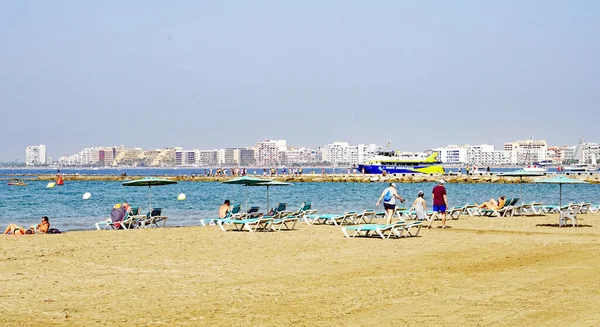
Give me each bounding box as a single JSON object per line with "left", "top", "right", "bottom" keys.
{"left": 535, "top": 223, "right": 593, "bottom": 228}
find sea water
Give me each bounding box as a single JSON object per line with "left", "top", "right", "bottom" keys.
{"left": 1, "top": 178, "right": 598, "bottom": 231}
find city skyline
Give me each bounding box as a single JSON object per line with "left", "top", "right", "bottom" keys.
{"left": 14, "top": 134, "right": 599, "bottom": 164}
{"left": 21, "top": 136, "right": 599, "bottom": 167}
{"left": 2, "top": 1, "right": 599, "bottom": 161}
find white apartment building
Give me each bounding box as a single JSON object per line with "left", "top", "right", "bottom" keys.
{"left": 434, "top": 144, "right": 508, "bottom": 166}
{"left": 582, "top": 143, "right": 600, "bottom": 163}
{"left": 255, "top": 140, "right": 286, "bottom": 166}
{"left": 286, "top": 147, "right": 320, "bottom": 165}
{"left": 433, "top": 146, "right": 467, "bottom": 164}
{"left": 198, "top": 150, "right": 218, "bottom": 166}
{"left": 175, "top": 150, "right": 198, "bottom": 166}
{"left": 320, "top": 142, "right": 381, "bottom": 165}
{"left": 504, "top": 139, "right": 548, "bottom": 165}
{"left": 467, "top": 144, "right": 508, "bottom": 166}
{"left": 25, "top": 144, "right": 47, "bottom": 165}
{"left": 216, "top": 149, "right": 226, "bottom": 165}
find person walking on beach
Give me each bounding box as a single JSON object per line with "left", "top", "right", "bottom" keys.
{"left": 376, "top": 183, "right": 405, "bottom": 225}
{"left": 409, "top": 191, "right": 429, "bottom": 224}
{"left": 432, "top": 180, "right": 449, "bottom": 229}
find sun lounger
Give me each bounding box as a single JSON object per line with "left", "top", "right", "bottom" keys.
{"left": 95, "top": 206, "right": 143, "bottom": 230}
{"left": 463, "top": 203, "right": 480, "bottom": 216}
{"left": 341, "top": 221, "right": 407, "bottom": 239}
{"left": 241, "top": 217, "right": 274, "bottom": 232}
{"left": 394, "top": 221, "right": 423, "bottom": 237}
{"left": 271, "top": 215, "right": 299, "bottom": 231}
{"left": 353, "top": 210, "right": 376, "bottom": 224}
{"left": 201, "top": 204, "right": 243, "bottom": 226}
{"left": 577, "top": 202, "right": 591, "bottom": 214}
{"left": 518, "top": 202, "right": 545, "bottom": 216}
{"left": 447, "top": 206, "right": 463, "bottom": 220}
{"left": 140, "top": 208, "right": 168, "bottom": 228}
{"left": 268, "top": 202, "right": 287, "bottom": 216}
{"left": 217, "top": 215, "right": 271, "bottom": 232}
{"left": 120, "top": 206, "right": 146, "bottom": 229}
{"left": 285, "top": 202, "right": 317, "bottom": 217}
{"left": 477, "top": 198, "right": 518, "bottom": 217}
{"left": 375, "top": 207, "right": 407, "bottom": 219}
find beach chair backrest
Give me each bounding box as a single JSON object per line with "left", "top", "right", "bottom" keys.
{"left": 302, "top": 202, "right": 312, "bottom": 211}
{"left": 275, "top": 203, "right": 287, "bottom": 213}
{"left": 130, "top": 206, "right": 140, "bottom": 215}
{"left": 230, "top": 204, "right": 241, "bottom": 215}
{"left": 149, "top": 208, "right": 162, "bottom": 217}
{"left": 247, "top": 206, "right": 260, "bottom": 214}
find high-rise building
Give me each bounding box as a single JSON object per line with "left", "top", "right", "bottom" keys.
{"left": 320, "top": 142, "right": 381, "bottom": 165}
{"left": 25, "top": 145, "right": 47, "bottom": 165}
{"left": 504, "top": 139, "right": 547, "bottom": 165}
{"left": 255, "top": 140, "right": 285, "bottom": 166}
{"left": 198, "top": 150, "right": 218, "bottom": 166}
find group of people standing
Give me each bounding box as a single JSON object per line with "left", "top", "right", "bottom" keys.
{"left": 377, "top": 180, "right": 449, "bottom": 229}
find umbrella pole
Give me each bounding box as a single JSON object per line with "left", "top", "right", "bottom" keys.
{"left": 246, "top": 185, "right": 249, "bottom": 213}
{"left": 520, "top": 176, "right": 523, "bottom": 202}
{"left": 559, "top": 184, "right": 562, "bottom": 208}
{"left": 266, "top": 185, "right": 270, "bottom": 213}
{"left": 149, "top": 185, "right": 152, "bottom": 210}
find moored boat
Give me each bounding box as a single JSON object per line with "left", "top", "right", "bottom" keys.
{"left": 357, "top": 151, "right": 445, "bottom": 174}
{"left": 523, "top": 165, "right": 548, "bottom": 172}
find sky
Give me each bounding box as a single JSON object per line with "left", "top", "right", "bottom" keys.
{"left": 1, "top": 1, "right": 599, "bottom": 161}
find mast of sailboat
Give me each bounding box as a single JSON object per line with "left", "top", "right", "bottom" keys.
{"left": 575, "top": 135, "right": 584, "bottom": 163}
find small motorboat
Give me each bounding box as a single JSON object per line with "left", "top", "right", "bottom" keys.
{"left": 8, "top": 179, "right": 27, "bottom": 186}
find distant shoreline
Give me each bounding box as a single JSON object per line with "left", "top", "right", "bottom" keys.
{"left": 1, "top": 172, "right": 599, "bottom": 184}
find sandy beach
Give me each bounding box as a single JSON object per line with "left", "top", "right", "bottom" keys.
{"left": 2, "top": 212, "right": 600, "bottom": 326}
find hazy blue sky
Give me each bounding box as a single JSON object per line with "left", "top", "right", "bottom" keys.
{"left": 1, "top": 1, "right": 599, "bottom": 161}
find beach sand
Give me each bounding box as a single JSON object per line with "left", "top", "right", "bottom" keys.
{"left": 2, "top": 213, "right": 600, "bottom": 326}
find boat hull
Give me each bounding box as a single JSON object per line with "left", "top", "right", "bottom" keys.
{"left": 357, "top": 164, "right": 445, "bottom": 175}
{"left": 523, "top": 166, "right": 548, "bottom": 172}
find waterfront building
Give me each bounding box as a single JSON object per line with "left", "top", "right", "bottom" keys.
{"left": 434, "top": 144, "right": 508, "bottom": 166}
{"left": 286, "top": 147, "right": 320, "bottom": 165}
{"left": 320, "top": 142, "right": 381, "bottom": 165}
{"left": 25, "top": 144, "right": 47, "bottom": 165}
{"left": 582, "top": 142, "right": 600, "bottom": 164}
{"left": 216, "top": 149, "right": 225, "bottom": 165}
{"left": 197, "top": 150, "right": 218, "bottom": 167}
{"left": 112, "top": 147, "right": 145, "bottom": 166}
{"left": 239, "top": 148, "right": 256, "bottom": 166}
{"left": 255, "top": 140, "right": 286, "bottom": 166}
{"left": 546, "top": 147, "right": 565, "bottom": 164}
{"left": 504, "top": 139, "right": 548, "bottom": 165}
{"left": 175, "top": 149, "right": 198, "bottom": 166}
{"left": 433, "top": 146, "right": 467, "bottom": 164}
{"left": 466, "top": 144, "right": 508, "bottom": 166}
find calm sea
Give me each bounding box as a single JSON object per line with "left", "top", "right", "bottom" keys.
{"left": 1, "top": 168, "right": 598, "bottom": 231}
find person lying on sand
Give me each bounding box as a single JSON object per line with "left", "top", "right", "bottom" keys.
{"left": 30, "top": 216, "right": 50, "bottom": 233}
{"left": 478, "top": 196, "right": 506, "bottom": 210}
{"left": 4, "top": 224, "right": 34, "bottom": 235}
{"left": 4, "top": 216, "right": 50, "bottom": 235}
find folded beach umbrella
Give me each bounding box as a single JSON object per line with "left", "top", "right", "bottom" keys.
{"left": 498, "top": 169, "right": 545, "bottom": 201}
{"left": 122, "top": 177, "right": 177, "bottom": 210}
{"left": 533, "top": 175, "right": 587, "bottom": 208}
{"left": 222, "top": 176, "right": 273, "bottom": 211}
{"left": 252, "top": 181, "right": 292, "bottom": 212}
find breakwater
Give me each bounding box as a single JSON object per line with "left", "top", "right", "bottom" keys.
{"left": 2, "top": 172, "right": 600, "bottom": 184}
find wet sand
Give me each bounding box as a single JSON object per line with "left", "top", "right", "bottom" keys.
{"left": 2, "top": 212, "right": 600, "bottom": 326}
